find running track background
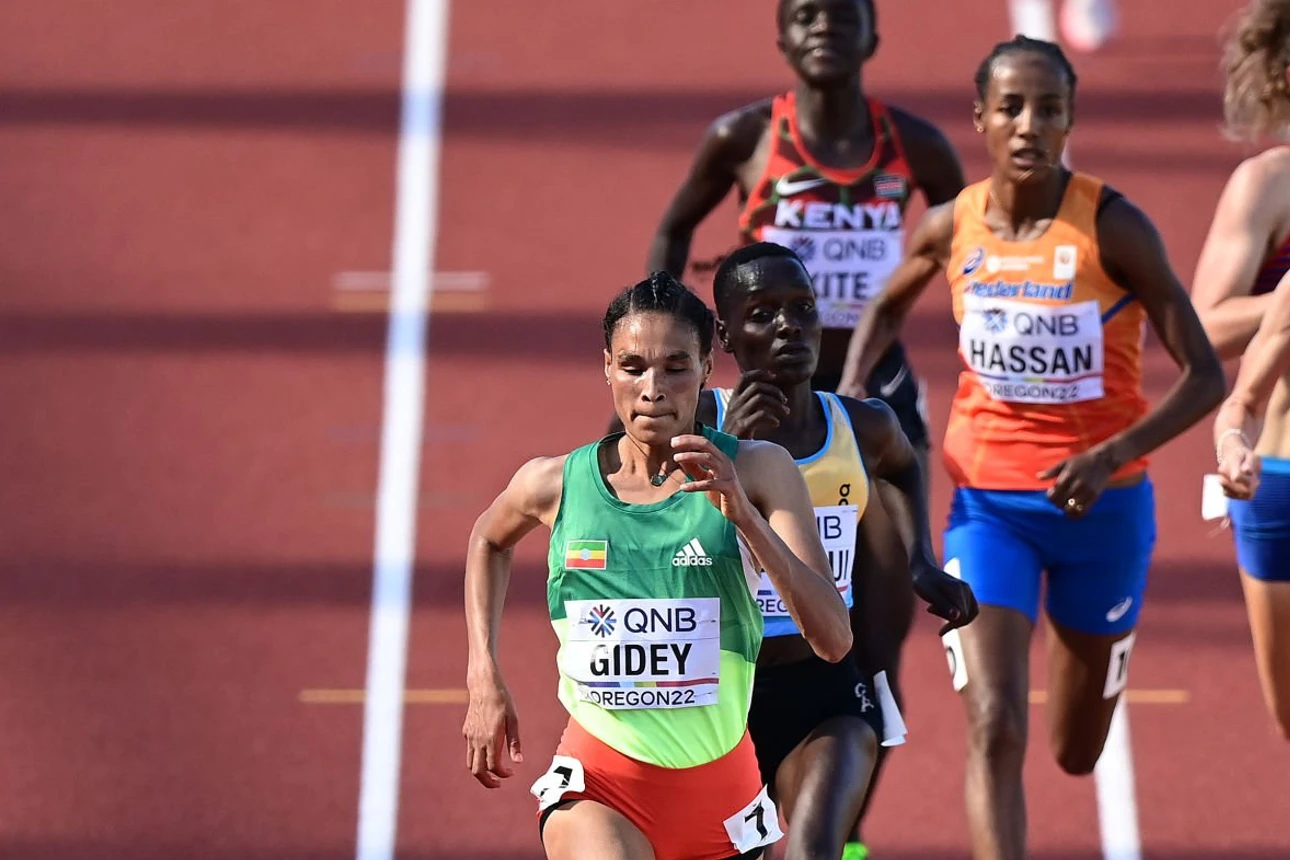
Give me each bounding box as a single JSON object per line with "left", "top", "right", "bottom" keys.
{"left": 2, "top": 1, "right": 1285, "bottom": 858}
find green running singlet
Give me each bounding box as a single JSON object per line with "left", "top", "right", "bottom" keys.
{"left": 546, "top": 425, "right": 765, "bottom": 769}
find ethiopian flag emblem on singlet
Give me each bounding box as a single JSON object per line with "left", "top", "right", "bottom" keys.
{"left": 565, "top": 540, "right": 607, "bottom": 570}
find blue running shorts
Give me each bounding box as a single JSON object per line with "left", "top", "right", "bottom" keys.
{"left": 942, "top": 480, "right": 1156, "bottom": 635}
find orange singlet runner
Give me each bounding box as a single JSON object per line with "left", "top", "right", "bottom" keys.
{"left": 944, "top": 172, "right": 1148, "bottom": 490}
{"left": 938, "top": 172, "right": 1156, "bottom": 643}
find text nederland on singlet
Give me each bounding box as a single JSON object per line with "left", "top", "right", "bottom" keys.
{"left": 564, "top": 598, "right": 721, "bottom": 710}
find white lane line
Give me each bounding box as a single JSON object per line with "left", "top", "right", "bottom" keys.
{"left": 354, "top": 2, "right": 451, "bottom": 860}
{"left": 1094, "top": 698, "right": 1142, "bottom": 860}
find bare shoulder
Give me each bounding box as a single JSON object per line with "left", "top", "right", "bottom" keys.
{"left": 1225, "top": 147, "right": 1290, "bottom": 220}
{"left": 730, "top": 438, "right": 805, "bottom": 512}
{"left": 887, "top": 103, "right": 949, "bottom": 138}
{"left": 887, "top": 104, "right": 957, "bottom": 159}
{"left": 712, "top": 99, "right": 775, "bottom": 135}
{"left": 1095, "top": 189, "right": 1154, "bottom": 235}
{"left": 1093, "top": 191, "right": 1170, "bottom": 282}
{"left": 924, "top": 197, "right": 958, "bottom": 227}
{"left": 916, "top": 198, "right": 958, "bottom": 249}
{"left": 1238, "top": 145, "right": 1290, "bottom": 185}
{"left": 703, "top": 99, "right": 775, "bottom": 165}
{"left": 1095, "top": 187, "right": 1177, "bottom": 262}
{"left": 831, "top": 394, "right": 901, "bottom": 464}
{"left": 838, "top": 393, "right": 900, "bottom": 435}
{"left": 508, "top": 454, "right": 568, "bottom": 521}
{"left": 733, "top": 437, "right": 796, "bottom": 480}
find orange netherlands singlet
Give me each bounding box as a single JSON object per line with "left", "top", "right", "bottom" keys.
{"left": 738, "top": 91, "right": 916, "bottom": 331}
{"left": 943, "top": 173, "right": 1149, "bottom": 490}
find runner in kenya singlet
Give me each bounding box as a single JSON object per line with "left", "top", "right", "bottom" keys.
{"left": 737, "top": 91, "right": 925, "bottom": 444}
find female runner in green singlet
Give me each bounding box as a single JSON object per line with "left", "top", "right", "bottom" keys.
{"left": 462, "top": 273, "right": 854, "bottom": 860}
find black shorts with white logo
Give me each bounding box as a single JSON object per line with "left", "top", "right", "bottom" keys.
{"left": 812, "top": 340, "right": 928, "bottom": 449}
{"left": 746, "top": 652, "right": 887, "bottom": 794}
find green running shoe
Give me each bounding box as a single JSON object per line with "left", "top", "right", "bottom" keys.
{"left": 842, "top": 841, "right": 870, "bottom": 860}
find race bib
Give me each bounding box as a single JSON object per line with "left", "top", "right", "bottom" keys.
{"left": 723, "top": 785, "right": 783, "bottom": 853}
{"left": 959, "top": 294, "right": 1104, "bottom": 405}
{"left": 761, "top": 226, "right": 904, "bottom": 328}
{"left": 529, "top": 755, "right": 585, "bottom": 812}
{"left": 757, "top": 505, "right": 857, "bottom": 618}
{"left": 562, "top": 598, "right": 720, "bottom": 710}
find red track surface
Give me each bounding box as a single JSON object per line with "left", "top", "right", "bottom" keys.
{"left": 1, "top": 1, "right": 1285, "bottom": 858}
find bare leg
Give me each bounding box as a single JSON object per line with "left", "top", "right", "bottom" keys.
{"left": 846, "top": 479, "right": 915, "bottom": 848}
{"left": 542, "top": 800, "right": 656, "bottom": 860}
{"left": 959, "top": 606, "right": 1033, "bottom": 860}
{"left": 1239, "top": 572, "right": 1290, "bottom": 740}
{"left": 774, "top": 717, "right": 878, "bottom": 860}
{"left": 1043, "top": 618, "right": 1135, "bottom": 775}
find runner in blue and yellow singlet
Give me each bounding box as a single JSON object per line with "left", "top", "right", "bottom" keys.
{"left": 698, "top": 242, "right": 977, "bottom": 860}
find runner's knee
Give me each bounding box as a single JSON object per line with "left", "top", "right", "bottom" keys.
{"left": 1052, "top": 737, "right": 1104, "bottom": 776}
{"left": 965, "top": 692, "right": 1027, "bottom": 764}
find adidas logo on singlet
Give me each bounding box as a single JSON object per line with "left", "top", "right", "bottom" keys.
{"left": 671, "top": 538, "right": 714, "bottom": 567}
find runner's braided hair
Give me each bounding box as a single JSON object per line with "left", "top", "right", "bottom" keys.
{"left": 1222, "top": 0, "right": 1290, "bottom": 140}
{"left": 603, "top": 272, "right": 715, "bottom": 357}
{"left": 974, "top": 35, "right": 1078, "bottom": 120}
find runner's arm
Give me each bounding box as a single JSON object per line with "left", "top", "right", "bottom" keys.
{"left": 1192, "top": 154, "right": 1285, "bottom": 359}
{"left": 735, "top": 440, "right": 854, "bottom": 662}
{"left": 892, "top": 107, "right": 966, "bottom": 206}
{"left": 843, "top": 397, "right": 937, "bottom": 572}
{"left": 462, "top": 455, "right": 563, "bottom": 787}
{"left": 844, "top": 396, "right": 978, "bottom": 632}
{"left": 646, "top": 108, "right": 766, "bottom": 275}
{"left": 1095, "top": 197, "right": 1226, "bottom": 468}
{"left": 465, "top": 457, "right": 563, "bottom": 682}
{"left": 1215, "top": 268, "right": 1290, "bottom": 452}
{"left": 838, "top": 200, "right": 955, "bottom": 394}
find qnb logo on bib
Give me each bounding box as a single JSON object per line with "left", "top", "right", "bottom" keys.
{"left": 758, "top": 505, "right": 857, "bottom": 618}
{"left": 563, "top": 598, "right": 721, "bottom": 710}
{"left": 960, "top": 295, "right": 1105, "bottom": 405}
{"left": 760, "top": 223, "right": 905, "bottom": 329}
